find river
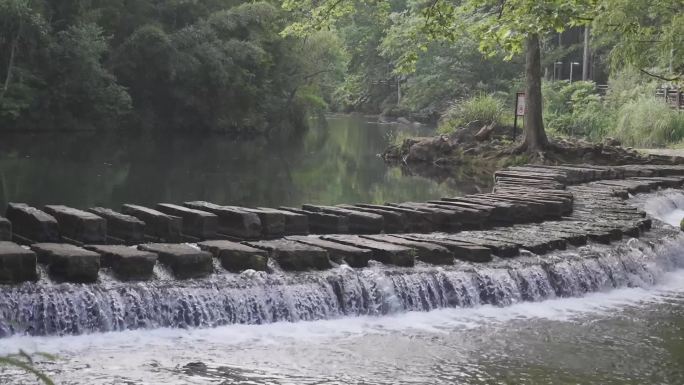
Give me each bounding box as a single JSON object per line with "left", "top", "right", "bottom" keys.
{"left": 2, "top": 118, "right": 684, "bottom": 384}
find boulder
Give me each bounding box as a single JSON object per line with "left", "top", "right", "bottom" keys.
{"left": 156, "top": 203, "right": 218, "bottom": 239}
{"left": 0, "top": 217, "right": 10, "bottom": 241}
{"left": 5, "top": 203, "right": 60, "bottom": 243}
{"left": 245, "top": 239, "right": 331, "bottom": 271}
{"left": 0, "top": 241, "right": 37, "bottom": 283}
{"left": 138, "top": 243, "right": 213, "bottom": 279}
{"left": 84, "top": 245, "right": 157, "bottom": 281}
{"left": 88, "top": 207, "right": 146, "bottom": 244}
{"left": 184, "top": 201, "right": 261, "bottom": 239}
{"left": 31, "top": 243, "right": 100, "bottom": 283}
{"left": 405, "top": 136, "right": 453, "bottom": 163}
{"left": 196, "top": 240, "right": 268, "bottom": 272}
{"left": 122, "top": 204, "right": 182, "bottom": 242}
{"left": 43, "top": 205, "right": 107, "bottom": 244}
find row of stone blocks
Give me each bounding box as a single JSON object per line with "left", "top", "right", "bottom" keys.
{"left": 0, "top": 230, "right": 499, "bottom": 284}
{"left": 0, "top": 188, "right": 574, "bottom": 247}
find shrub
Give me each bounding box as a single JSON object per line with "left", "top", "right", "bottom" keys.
{"left": 612, "top": 96, "right": 684, "bottom": 147}
{"left": 438, "top": 93, "right": 505, "bottom": 134}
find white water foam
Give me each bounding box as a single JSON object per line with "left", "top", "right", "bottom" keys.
{"left": 639, "top": 189, "right": 684, "bottom": 226}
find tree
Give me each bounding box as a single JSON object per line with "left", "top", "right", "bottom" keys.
{"left": 283, "top": 0, "right": 598, "bottom": 152}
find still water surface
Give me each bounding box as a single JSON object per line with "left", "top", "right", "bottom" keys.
{"left": 0, "top": 115, "right": 487, "bottom": 210}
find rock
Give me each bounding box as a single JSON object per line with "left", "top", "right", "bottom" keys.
{"left": 245, "top": 239, "right": 331, "bottom": 271}
{"left": 31, "top": 243, "right": 100, "bottom": 283}
{"left": 138, "top": 243, "right": 213, "bottom": 279}
{"left": 338, "top": 204, "right": 408, "bottom": 233}
{"left": 5, "top": 203, "right": 60, "bottom": 243}
{"left": 474, "top": 122, "right": 496, "bottom": 141}
{"left": 122, "top": 204, "right": 182, "bottom": 242}
{"left": 406, "top": 136, "right": 454, "bottom": 163}
{"left": 257, "top": 208, "right": 309, "bottom": 235}
{"left": 156, "top": 203, "right": 218, "bottom": 239}
{"left": 196, "top": 240, "right": 268, "bottom": 272}
{"left": 241, "top": 208, "right": 286, "bottom": 238}
{"left": 43, "top": 205, "right": 107, "bottom": 244}
{"left": 302, "top": 205, "right": 384, "bottom": 234}
{"left": 604, "top": 137, "right": 621, "bottom": 147}
{"left": 287, "top": 235, "right": 372, "bottom": 267}
{"left": 0, "top": 241, "right": 37, "bottom": 283}
{"left": 321, "top": 235, "right": 416, "bottom": 267}
{"left": 88, "top": 207, "right": 146, "bottom": 244}
{"left": 184, "top": 201, "right": 261, "bottom": 239}
{"left": 84, "top": 245, "right": 157, "bottom": 281}
{"left": 0, "top": 217, "right": 10, "bottom": 241}
{"left": 394, "top": 234, "right": 493, "bottom": 262}
{"left": 279, "top": 207, "right": 349, "bottom": 234}
{"left": 361, "top": 234, "right": 453, "bottom": 265}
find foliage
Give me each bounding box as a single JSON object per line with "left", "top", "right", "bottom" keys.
{"left": 543, "top": 80, "right": 611, "bottom": 139}
{"left": 613, "top": 97, "right": 684, "bottom": 147}
{"left": 0, "top": 351, "right": 55, "bottom": 385}
{"left": 438, "top": 94, "right": 506, "bottom": 134}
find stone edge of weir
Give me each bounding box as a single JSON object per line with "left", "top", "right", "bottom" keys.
{"left": 0, "top": 163, "right": 683, "bottom": 284}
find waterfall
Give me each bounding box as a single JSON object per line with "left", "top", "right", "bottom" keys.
{"left": 638, "top": 189, "right": 684, "bottom": 226}
{"left": 2, "top": 227, "right": 683, "bottom": 338}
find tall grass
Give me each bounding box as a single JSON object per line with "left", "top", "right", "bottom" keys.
{"left": 613, "top": 97, "right": 684, "bottom": 147}
{"left": 438, "top": 94, "right": 506, "bottom": 134}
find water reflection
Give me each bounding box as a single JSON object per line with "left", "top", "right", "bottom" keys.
{"left": 0, "top": 115, "right": 490, "bottom": 210}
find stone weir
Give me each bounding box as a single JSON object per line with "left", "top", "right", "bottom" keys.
{"left": 3, "top": 164, "right": 684, "bottom": 336}
{"left": 0, "top": 164, "right": 684, "bottom": 284}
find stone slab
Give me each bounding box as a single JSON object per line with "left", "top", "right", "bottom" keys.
{"left": 184, "top": 201, "right": 261, "bottom": 239}
{"left": 44, "top": 205, "right": 107, "bottom": 244}
{"left": 0, "top": 217, "right": 10, "bottom": 241}
{"left": 321, "top": 235, "right": 415, "bottom": 267}
{"left": 0, "top": 241, "right": 37, "bottom": 283}
{"left": 196, "top": 240, "right": 268, "bottom": 272}
{"left": 5, "top": 203, "right": 60, "bottom": 243}
{"left": 338, "top": 204, "right": 408, "bottom": 233}
{"left": 138, "top": 243, "right": 213, "bottom": 279}
{"left": 440, "top": 234, "right": 520, "bottom": 258}
{"left": 31, "top": 243, "right": 100, "bottom": 283}
{"left": 395, "top": 234, "right": 493, "bottom": 262}
{"left": 84, "top": 245, "right": 157, "bottom": 281}
{"left": 156, "top": 203, "right": 218, "bottom": 239}
{"left": 279, "top": 207, "right": 348, "bottom": 234}
{"left": 287, "top": 235, "right": 372, "bottom": 267}
{"left": 245, "top": 239, "right": 331, "bottom": 271}
{"left": 361, "top": 234, "right": 453, "bottom": 265}
{"left": 88, "top": 207, "right": 146, "bottom": 244}
{"left": 354, "top": 204, "right": 434, "bottom": 232}
{"left": 241, "top": 208, "right": 286, "bottom": 238}
{"left": 302, "top": 205, "right": 384, "bottom": 234}
{"left": 122, "top": 204, "right": 182, "bottom": 242}
{"left": 257, "top": 207, "right": 309, "bottom": 235}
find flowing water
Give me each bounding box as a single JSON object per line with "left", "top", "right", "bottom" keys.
{"left": 1, "top": 191, "right": 684, "bottom": 383}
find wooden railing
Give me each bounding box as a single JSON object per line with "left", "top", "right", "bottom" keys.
{"left": 655, "top": 87, "right": 684, "bottom": 111}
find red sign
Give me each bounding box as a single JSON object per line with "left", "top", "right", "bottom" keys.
{"left": 516, "top": 92, "right": 526, "bottom": 116}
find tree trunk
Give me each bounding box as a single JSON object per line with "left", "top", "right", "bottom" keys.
{"left": 522, "top": 34, "right": 548, "bottom": 152}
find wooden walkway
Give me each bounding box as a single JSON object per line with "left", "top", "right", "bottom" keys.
{"left": 0, "top": 164, "right": 683, "bottom": 283}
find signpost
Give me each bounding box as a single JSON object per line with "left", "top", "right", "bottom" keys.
{"left": 513, "top": 92, "right": 525, "bottom": 140}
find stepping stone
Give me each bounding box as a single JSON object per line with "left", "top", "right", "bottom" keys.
{"left": 156, "top": 203, "right": 218, "bottom": 239}
{"left": 302, "top": 205, "right": 384, "bottom": 234}
{"left": 395, "top": 234, "right": 492, "bottom": 262}
{"left": 5, "top": 203, "right": 60, "bottom": 243}
{"left": 31, "top": 243, "right": 100, "bottom": 283}
{"left": 184, "top": 201, "right": 261, "bottom": 239}
{"left": 241, "top": 208, "right": 286, "bottom": 238}
{"left": 0, "top": 241, "right": 37, "bottom": 283}
{"left": 245, "top": 239, "right": 331, "bottom": 271}
{"left": 338, "top": 204, "right": 408, "bottom": 233}
{"left": 84, "top": 245, "right": 157, "bottom": 281}
{"left": 196, "top": 240, "right": 268, "bottom": 272}
{"left": 354, "top": 204, "right": 434, "bottom": 232}
{"left": 287, "top": 235, "right": 372, "bottom": 267}
{"left": 138, "top": 243, "right": 213, "bottom": 279}
{"left": 321, "top": 235, "right": 415, "bottom": 267}
{"left": 88, "top": 207, "right": 146, "bottom": 244}
{"left": 0, "top": 217, "right": 10, "bottom": 241}
{"left": 390, "top": 203, "right": 462, "bottom": 231}
{"left": 440, "top": 234, "right": 519, "bottom": 258}
{"left": 122, "top": 204, "right": 182, "bottom": 242}
{"left": 361, "top": 234, "right": 453, "bottom": 265}
{"left": 43, "top": 205, "right": 107, "bottom": 244}
{"left": 257, "top": 207, "right": 308, "bottom": 235}
{"left": 279, "top": 207, "right": 348, "bottom": 234}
